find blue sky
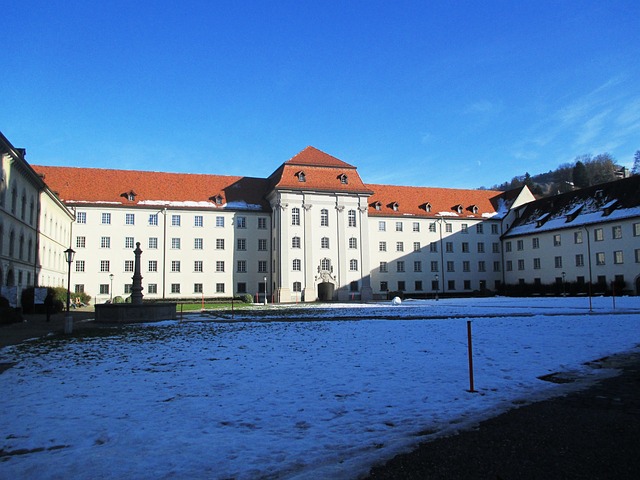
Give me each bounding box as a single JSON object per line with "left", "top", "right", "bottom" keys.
{"left": 2, "top": 0, "right": 639, "bottom": 189}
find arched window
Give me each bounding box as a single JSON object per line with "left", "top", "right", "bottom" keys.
{"left": 293, "top": 281, "right": 302, "bottom": 292}
{"left": 291, "top": 236, "right": 301, "bottom": 248}
{"left": 350, "top": 259, "right": 358, "bottom": 271}
{"left": 21, "top": 190, "right": 26, "bottom": 220}
{"left": 321, "top": 237, "right": 329, "bottom": 249}
{"left": 320, "top": 258, "right": 331, "bottom": 271}
{"left": 320, "top": 209, "right": 329, "bottom": 227}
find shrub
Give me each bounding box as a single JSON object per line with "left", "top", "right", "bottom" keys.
{"left": 239, "top": 293, "right": 254, "bottom": 304}
{"left": 112, "top": 296, "right": 125, "bottom": 304}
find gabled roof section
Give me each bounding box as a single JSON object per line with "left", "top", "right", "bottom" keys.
{"left": 268, "top": 146, "right": 372, "bottom": 194}
{"left": 366, "top": 184, "right": 504, "bottom": 218}
{"left": 33, "top": 165, "right": 271, "bottom": 211}
{"left": 504, "top": 175, "right": 640, "bottom": 238}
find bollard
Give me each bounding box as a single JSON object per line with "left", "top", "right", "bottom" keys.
{"left": 467, "top": 320, "right": 476, "bottom": 393}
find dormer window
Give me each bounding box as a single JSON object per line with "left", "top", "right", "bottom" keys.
{"left": 601, "top": 199, "right": 618, "bottom": 216}
{"left": 121, "top": 191, "right": 137, "bottom": 202}
{"left": 423, "top": 202, "right": 432, "bottom": 213}
{"left": 536, "top": 213, "right": 550, "bottom": 228}
{"left": 338, "top": 173, "right": 348, "bottom": 184}
{"left": 372, "top": 201, "right": 382, "bottom": 211}
{"left": 387, "top": 202, "right": 399, "bottom": 211}
{"left": 296, "top": 171, "right": 306, "bottom": 182}
{"left": 468, "top": 205, "right": 479, "bottom": 214}
{"left": 453, "top": 204, "right": 463, "bottom": 214}
{"left": 595, "top": 189, "right": 603, "bottom": 199}
{"left": 565, "top": 204, "right": 583, "bottom": 223}
{"left": 210, "top": 194, "right": 224, "bottom": 205}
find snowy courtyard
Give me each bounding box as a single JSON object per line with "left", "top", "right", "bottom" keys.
{"left": 2, "top": 296, "right": 639, "bottom": 479}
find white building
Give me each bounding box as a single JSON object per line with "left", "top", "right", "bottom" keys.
{"left": 26, "top": 145, "right": 640, "bottom": 304}
{"left": 1, "top": 132, "right": 74, "bottom": 307}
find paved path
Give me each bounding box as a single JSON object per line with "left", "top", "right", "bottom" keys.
{"left": 366, "top": 350, "right": 640, "bottom": 479}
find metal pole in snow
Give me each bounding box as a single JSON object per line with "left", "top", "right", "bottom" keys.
{"left": 467, "top": 320, "right": 476, "bottom": 393}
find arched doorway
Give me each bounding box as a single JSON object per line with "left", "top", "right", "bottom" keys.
{"left": 318, "top": 282, "right": 335, "bottom": 301}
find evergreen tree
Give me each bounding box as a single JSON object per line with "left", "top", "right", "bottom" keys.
{"left": 572, "top": 161, "right": 589, "bottom": 188}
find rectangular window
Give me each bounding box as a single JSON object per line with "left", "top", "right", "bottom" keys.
{"left": 533, "top": 258, "right": 541, "bottom": 269}
{"left": 291, "top": 237, "right": 300, "bottom": 249}
{"left": 446, "top": 242, "right": 453, "bottom": 253}
{"left": 149, "top": 260, "right": 158, "bottom": 272}
{"left": 414, "top": 261, "right": 422, "bottom": 272}
{"left": 397, "top": 281, "right": 405, "bottom": 292}
{"left": 429, "top": 223, "right": 436, "bottom": 233}
{"left": 413, "top": 222, "right": 420, "bottom": 232}
{"left": 445, "top": 223, "right": 452, "bottom": 233}
{"left": 574, "top": 231, "right": 583, "bottom": 244}
{"left": 596, "top": 252, "right": 605, "bottom": 265}
{"left": 462, "top": 242, "right": 469, "bottom": 253}
{"left": 517, "top": 240, "right": 524, "bottom": 251}
{"left": 124, "top": 284, "right": 133, "bottom": 294}
{"left": 634, "top": 223, "right": 640, "bottom": 236}
{"left": 148, "top": 284, "right": 157, "bottom": 294}
{"left": 396, "top": 222, "right": 403, "bottom": 232}
{"left": 293, "top": 281, "right": 302, "bottom": 293}
{"left": 291, "top": 208, "right": 300, "bottom": 226}
{"left": 76, "top": 236, "right": 86, "bottom": 248}
{"left": 378, "top": 221, "right": 386, "bottom": 232}
{"left": 194, "top": 260, "right": 203, "bottom": 272}
{"left": 350, "top": 259, "right": 358, "bottom": 271}
{"left": 430, "top": 261, "right": 439, "bottom": 272}
{"left": 464, "top": 280, "right": 471, "bottom": 290}
{"left": 216, "top": 261, "right": 225, "bottom": 272}
{"left": 415, "top": 280, "right": 423, "bottom": 291}
{"left": 216, "top": 239, "right": 225, "bottom": 250}
{"left": 194, "top": 238, "right": 203, "bottom": 249}
{"left": 477, "top": 242, "right": 485, "bottom": 253}
{"left": 258, "top": 260, "right": 267, "bottom": 273}
{"left": 493, "top": 261, "right": 501, "bottom": 272}
{"left": 77, "top": 212, "right": 87, "bottom": 224}
{"left": 380, "top": 281, "right": 388, "bottom": 291}
{"left": 101, "top": 212, "right": 111, "bottom": 224}
{"left": 321, "top": 237, "right": 330, "bottom": 249}
{"left": 124, "top": 260, "right": 134, "bottom": 272}
{"left": 379, "top": 261, "right": 388, "bottom": 273}
{"left": 447, "top": 261, "right": 454, "bottom": 272}
{"left": 237, "top": 238, "right": 246, "bottom": 250}
{"left": 99, "top": 284, "right": 109, "bottom": 295}
{"left": 236, "top": 216, "right": 247, "bottom": 228}
{"left": 635, "top": 249, "right": 640, "bottom": 263}
{"left": 171, "top": 284, "right": 180, "bottom": 294}
{"left": 237, "top": 260, "right": 247, "bottom": 273}
{"left": 125, "top": 237, "right": 134, "bottom": 249}
{"left": 553, "top": 234, "right": 561, "bottom": 246}
{"left": 194, "top": 283, "right": 203, "bottom": 293}
{"left": 216, "top": 216, "right": 224, "bottom": 228}
{"left": 476, "top": 224, "right": 483, "bottom": 234}
{"left": 461, "top": 223, "right": 468, "bottom": 234}
{"left": 171, "top": 261, "right": 181, "bottom": 272}
{"left": 413, "top": 242, "right": 420, "bottom": 252}
{"left": 348, "top": 210, "right": 357, "bottom": 227}
{"left": 100, "top": 260, "right": 110, "bottom": 272}
{"left": 349, "top": 238, "right": 358, "bottom": 249}
{"left": 75, "top": 260, "right": 85, "bottom": 272}
{"left": 478, "top": 261, "right": 486, "bottom": 272}
{"left": 101, "top": 237, "right": 111, "bottom": 249}
{"left": 447, "top": 280, "right": 455, "bottom": 290}
{"left": 554, "top": 256, "right": 562, "bottom": 268}
{"left": 612, "top": 225, "right": 622, "bottom": 239}
{"left": 396, "top": 261, "right": 405, "bottom": 273}
{"left": 396, "top": 242, "right": 404, "bottom": 252}
{"left": 492, "top": 242, "right": 500, "bottom": 253}
{"left": 575, "top": 254, "right": 584, "bottom": 267}
{"left": 258, "top": 239, "right": 267, "bottom": 251}
{"left": 125, "top": 213, "right": 135, "bottom": 225}
{"left": 149, "top": 214, "right": 158, "bottom": 226}
{"left": 463, "top": 260, "right": 470, "bottom": 272}
{"left": 532, "top": 238, "right": 539, "bottom": 249}
{"left": 517, "top": 259, "right": 525, "bottom": 270}
{"left": 430, "top": 242, "right": 437, "bottom": 253}
{"left": 217, "top": 283, "right": 226, "bottom": 293}
{"left": 379, "top": 241, "right": 387, "bottom": 252}
{"left": 491, "top": 224, "right": 499, "bottom": 234}
{"left": 171, "top": 238, "right": 181, "bottom": 249}
{"left": 594, "top": 228, "right": 604, "bottom": 241}
{"left": 194, "top": 215, "right": 203, "bottom": 227}
{"left": 171, "top": 215, "right": 181, "bottom": 226}
{"left": 506, "top": 260, "right": 513, "bottom": 271}
{"left": 74, "top": 284, "right": 85, "bottom": 294}
{"left": 258, "top": 217, "right": 267, "bottom": 229}
{"left": 149, "top": 237, "right": 158, "bottom": 249}
{"left": 292, "top": 259, "right": 301, "bottom": 271}
{"left": 614, "top": 251, "right": 623, "bottom": 264}
{"left": 505, "top": 241, "right": 512, "bottom": 252}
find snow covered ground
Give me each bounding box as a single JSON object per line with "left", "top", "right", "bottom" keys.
{"left": 2, "top": 296, "right": 639, "bottom": 479}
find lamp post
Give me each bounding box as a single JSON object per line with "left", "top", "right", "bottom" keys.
{"left": 109, "top": 273, "right": 114, "bottom": 302}
{"left": 435, "top": 274, "right": 439, "bottom": 301}
{"left": 561, "top": 271, "right": 566, "bottom": 297}
{"left": 64, "top": 247, "right": 75, "bottom": 334}
{"left": 264, "top": 276, "right": 267, "bottom": 305}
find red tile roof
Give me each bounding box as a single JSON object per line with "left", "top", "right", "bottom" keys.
{"left": 32, "top": 166, "right": 271, "bottom": 210}
{"left": 285, "top": 146, "right": 356, "bottom": 168}
{"left": 365, "top": 183, "right": 503, "bottom": 218}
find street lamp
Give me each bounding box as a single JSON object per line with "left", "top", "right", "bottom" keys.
{"left": 64, "top": 247, "right": 75, "bottom": 334}
{"left": 109, "top": 273, "right": 114, "bottom": 302}
{"left": 435, "top": 274, "right": 439, "bottom": 301}
{"left": 264, "top": 276, "right": 267, "bottom": 305}
{"left": 562, "top": 271, "right": 566, "bottom": 297}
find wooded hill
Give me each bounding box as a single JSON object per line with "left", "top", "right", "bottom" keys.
{"left": 481, "top": 152, "right": 635, "bottom": 197}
